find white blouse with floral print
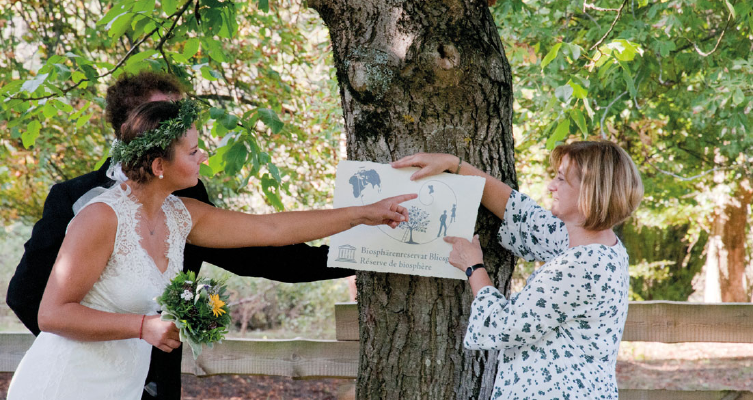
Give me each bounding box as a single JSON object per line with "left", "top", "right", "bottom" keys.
{"left": 465, "top": 190, "right": 629, "bottom": 400}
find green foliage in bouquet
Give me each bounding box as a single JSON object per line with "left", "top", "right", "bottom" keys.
{"left": 156, "top": 271, "right": 231, "bottom": 359}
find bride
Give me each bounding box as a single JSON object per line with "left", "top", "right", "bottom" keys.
{"left": 7, "top": 99, "right": 415, "bottom": 400}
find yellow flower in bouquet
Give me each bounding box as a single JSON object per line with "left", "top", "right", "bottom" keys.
{"left": 209, "top": 294, "right": 226, "bottom": 317}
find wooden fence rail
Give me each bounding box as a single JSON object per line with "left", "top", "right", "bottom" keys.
{"left": 2, "top": 301, "right": 752, "bottom": 399}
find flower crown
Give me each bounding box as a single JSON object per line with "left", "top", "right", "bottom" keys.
{"left": 110, "top": 99, "right": 201, "bottom": 167}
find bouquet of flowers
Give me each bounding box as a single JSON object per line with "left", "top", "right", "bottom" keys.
{"left": 155, "top": 271, "right": 231, "bottom": 359}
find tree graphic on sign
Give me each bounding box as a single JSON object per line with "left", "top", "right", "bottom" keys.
{"left": 398, "top": 206, "right": 430, "bottom": 244}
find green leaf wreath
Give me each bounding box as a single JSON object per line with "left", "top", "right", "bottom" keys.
{"left": 156, "top": 271, "right": 231, "bottom": 359}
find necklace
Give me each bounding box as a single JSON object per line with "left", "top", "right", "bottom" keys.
{"left": 143, "top": 213, "right": 160, "bottom": 236}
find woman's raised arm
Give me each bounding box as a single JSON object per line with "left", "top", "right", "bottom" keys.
{"left": 391, "top": 153, "right": 513, "bottom": 220}
{"left": 182, "top": 193, "right": 417, "bottom": 249}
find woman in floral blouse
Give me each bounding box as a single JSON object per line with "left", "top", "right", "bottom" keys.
{"left": 392, "top": 141, "right": 643, "bottom": 399}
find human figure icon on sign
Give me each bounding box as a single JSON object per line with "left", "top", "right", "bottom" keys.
{"left": 437, "top": 210, "right": 448, "bottom": 237}
{"left": 450, "top": 204, "right": 456, "bottom": 223}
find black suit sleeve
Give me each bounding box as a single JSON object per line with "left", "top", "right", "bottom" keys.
{"left": 174, "top": 180, "right": 354, "bottom": 281}
{"left": 197, "top": 243, "right": 354, "bottom": 282}
{"left": 6, "top": 183, "right": 74, "bottom": 336}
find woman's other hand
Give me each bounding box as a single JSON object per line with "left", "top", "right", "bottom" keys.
{"left": 443, "top": 235, "right": 484, "bottom": 272}
{"left": 391, "top": 153, "right": 460, "bottom": 180}
{"left": 360, "top": 193, "right": 418, "bottom": 228}
{"left": 141, "top": 315, "right": 181, "bottom": 353}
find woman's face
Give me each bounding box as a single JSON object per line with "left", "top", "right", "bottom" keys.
{"left": 547, "top": 155, "right": 584, "bottom": 224}
{"left": 163, "top": 125, "right": 207, "bottom": 189}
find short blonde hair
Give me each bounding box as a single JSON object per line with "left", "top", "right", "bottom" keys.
{"left": 550, "top": 141, "right": 643, "bottom": 231}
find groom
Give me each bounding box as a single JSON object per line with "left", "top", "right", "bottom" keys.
{"left": 6, "top": 71, "right": 353, "bottom": 400}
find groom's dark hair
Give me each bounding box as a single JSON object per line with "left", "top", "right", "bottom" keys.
{"left": 105, "top": 71, "right": 186, "bottom": 139}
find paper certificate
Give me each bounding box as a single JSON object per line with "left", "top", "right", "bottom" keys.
{"left": 327, "top": 160, "right": 485, "bottom": 280}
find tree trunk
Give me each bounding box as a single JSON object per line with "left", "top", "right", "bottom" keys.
{"left": 718, "top": 179, "right": 752, "bottom": 302}
{"left": 310, "top": 1, "right": 516, "bottom": 398}
{"left": 705, "top": 178, "right": 753, "bottom": 303}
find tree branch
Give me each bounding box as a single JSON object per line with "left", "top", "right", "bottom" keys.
{"left": 583, "top": 2, "right": 622, "bottom": 12}
{"left": 685, "top": 13, "right": 732, "bottom": 57}
{"left": 599, "top": 91, "right": 627, "bottom": 139}
{"left": 16, "top": 0, "right": 194, "bottom": 102}
{"left": 645, "top": 159, "right": 730, "bottom": 182}
{"left": 589, "top": 0, "right": 629, "bottom": 51}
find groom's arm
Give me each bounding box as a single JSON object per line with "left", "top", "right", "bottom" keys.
{"left": 174, "top": 181, "right": 354, "bottom": 281}
{"left": 196, "top": 243, "right": 355, "bottom": 282}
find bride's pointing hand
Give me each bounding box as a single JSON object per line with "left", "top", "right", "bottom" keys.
{"left": 391, "top": 153, "right": 460, "bottom": 181}
{"left": 358, "top": 193, "right": 418, "bottom": 229}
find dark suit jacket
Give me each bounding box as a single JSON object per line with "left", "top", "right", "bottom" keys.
{"left": 6, "top": 159, "right": 353, "bottom": 400}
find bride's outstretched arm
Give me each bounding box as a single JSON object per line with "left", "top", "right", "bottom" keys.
{"left": 181, "top": 193, "right": 417, "bottom": 249}
{"left": 38, "top": 204, "right": 180, "bottom": 352}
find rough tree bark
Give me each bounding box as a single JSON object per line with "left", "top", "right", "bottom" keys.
{"left": 309, "top": 0, "right": 516, "bottom": 398}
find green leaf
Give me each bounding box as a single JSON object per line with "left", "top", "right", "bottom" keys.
{"left": 202, "top": 38, "right": 226, "bottom": 63}
{"left": 22, "top": 120, "right": 41, "bottom": 149}
{"left": 619, "top": 60, "right": 637, "bottom": 98}
{"left": 124, "top": 50, "right": 158, "bottom": 73}
{"left": 209, "top": 107, "right": 225, "bottom": 120}
{"left": 76, "top": 114, "right": 93, "bottom": 128}
{"left": 0, "top": 80, "right": 24, "bottom": 96}
{"left": 43, "top": 101, "right": 57, "bottom": 118}
{"left": 608, "top": 39, "right": 642, "bottom": 61}
{"left": 207, "top": 144, "right": 229, "bottom": 175}
{"left": 541, "top": 43, "right": 562, "bottom": 69}
{"left": 220, "top": 113, "right": 239, "bottom": 130}
{"left": 130, "top": 14, "right": 147, "bottom": 36}
{"left": 268, "top": 162, "right": 281, "bottom": 183}
{"left": 106, "top": 12, "right": 133, "bottom": 38}
{"left": 200, "top": 66, "right": 221, "bottom": 81}
{"left": 567, "top": 80, "right": 588, "bottom": 99}
{"left": 583, "top": 97, "right": 595, "bottom": 120}
{"left": 570, "top": 109, "right": 588, "bottom": 137}
{"left": 555, "top": 84, "right": 573, "bottom": 103}
{"left": 53, "top": 64, "right": 72, "bottom": 81}
{"left": 20, "top": 73, "right": 50, "bottom": 94}
{"left": 163, "top": 0, "right": 178, "bottom": 15}
{"left": 261, "top": 175, "right": 284, "bottom": 210}
{"left": 545, "top": 119, "right": 570, "bottom": 150}
{"left": 199, "top": 163, "right": 214, "bottom": 177}
{"left": 258, "top": 0, "right": 269, "bottom": 12}
{"left": 131, "top": 0, "right": 155, "bottom": 13}
{"left": 98, "top": 1, "right": 132, "bottom": 26}
{"left": 70, "top": 101, "right": 91, "bottom": 120}
{"left": 563, "top": 43, "right": 581, "bottom": 61}
{"left": 732, "top": 88, "right": 745, "bottom": 106}
{"left": 257, "top": 108, "right": 284, "bottom": 133}
{"left": 223, "top": 142, "right": 248, "bottom": 176}
{"left": 51, "top": 99, "right": 74, "bottom": 113}
{"left": 168, "top": 52, "right": 189, "bottom": 64}
{"left": 183, "top": 38, "right": 200, "bottom": 58}
{"left": 725, "top": 0, "right": 736, "bottom": 19}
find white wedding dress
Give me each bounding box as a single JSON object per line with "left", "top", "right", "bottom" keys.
{"left": 7, "top": 184, "right": 191, "bottom": 400}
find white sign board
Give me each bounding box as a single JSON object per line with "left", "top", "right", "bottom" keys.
{"left": 327, "top": 160, "right": 485, "bottom": 280}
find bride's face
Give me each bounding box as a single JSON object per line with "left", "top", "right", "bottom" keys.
{"left": 164, "top": 125, "right": 207, "bottom": 189}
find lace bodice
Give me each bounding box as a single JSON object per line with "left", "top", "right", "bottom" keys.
{"left": 80, "top": 184, "right": 192, "bottom": 315}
